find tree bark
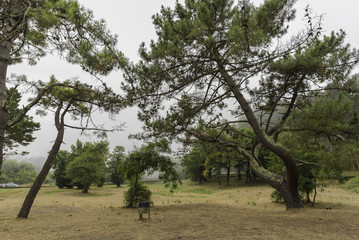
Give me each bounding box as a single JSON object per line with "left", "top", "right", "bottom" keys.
{"left": 17, "top": 104, "right": 66, "bottom": 218}
{"left": 0, "top": 41, "right": 12, "bottom": 173}
{"left": 217, "top": 61, "right": 303, "bottom": 209}
{"left": 226, "top": 164, "right": 230, "bottom": 186}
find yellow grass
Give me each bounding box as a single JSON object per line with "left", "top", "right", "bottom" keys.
{"left": 0, "top": 179, "right": 358, "bottom": 240}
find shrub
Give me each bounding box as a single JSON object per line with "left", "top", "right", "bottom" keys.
{"left": 124, "top": 181, "right": 152, "bottom": 207}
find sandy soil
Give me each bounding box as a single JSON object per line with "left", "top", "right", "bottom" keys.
{"left": 0, "top": 180, "right": 358, "bottom": 240}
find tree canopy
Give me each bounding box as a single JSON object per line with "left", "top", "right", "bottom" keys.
{"left": 122, "top": 0, "right": 359, "bottom": 209}
{"left": 5, "top": 88, "right": 40, "bottom": 155}
{"left": 66, "top": 140, "right": 109, "bottom": 193}
{"left": 0, "top": 0, "right": 126, "bottom": 172}
{"left": 119, "top": 140, "right": 180, "bottom": 207}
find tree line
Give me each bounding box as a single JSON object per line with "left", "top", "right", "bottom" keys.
{"left": 0, "top": 0, "right": 358, "bottom": 219}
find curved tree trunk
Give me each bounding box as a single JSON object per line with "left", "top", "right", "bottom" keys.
{"left": 238, "top": 143, "right": 302, "bottom": 209}
{"left": 217, "top": 63, "right": 302, "bottom": 209}
{"left": 17, "top": 104, "right": 66, "bottom": 218}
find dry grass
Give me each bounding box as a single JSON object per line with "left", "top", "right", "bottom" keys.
{"left": 0, "top": 178, "right": 358, "bottom": 240}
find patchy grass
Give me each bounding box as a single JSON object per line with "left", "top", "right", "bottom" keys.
{"left": 342, "top": 176, "right": 359, "bottom": 193}
{"left": 0, "top": 179, "right": 358, "bottom": 240}
{"left": 41, "top": 189, "right": 69, "bottom": 195}
{"left": 176, "top": 188, "right": 216, "bottom": 195}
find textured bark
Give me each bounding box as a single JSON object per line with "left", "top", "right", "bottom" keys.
{"left": 217, "top": 61, "right": 303, "bottom": 209}
{"left": 17, "top": 104, "right": 66, "bottom": 219}
{"left": 0, "top": 41, "right": 12, "bottom": 173}
{"left": 17, "top": 124, "right": 64, "bottom": 218}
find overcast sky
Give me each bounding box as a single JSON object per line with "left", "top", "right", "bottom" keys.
{"left": 8, "top": 0, "right": 359, "bottom": 158}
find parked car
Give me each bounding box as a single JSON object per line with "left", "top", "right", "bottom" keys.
{"left": 0, "top": 182, "right": 19, "bottom": 187}
{"left": 6, "top": 182, "right": 19, "bottom": 187}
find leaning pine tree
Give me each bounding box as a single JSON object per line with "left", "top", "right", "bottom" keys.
{"left": 0, "top": 0, "right": 125, "bottom": 172}
{"left": 122, "top": 0, "right": 359, "bottom": 209}
{"left": 17, "top": 79, "right": 122, "bottom": 219}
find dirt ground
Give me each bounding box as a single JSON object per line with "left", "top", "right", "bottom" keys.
{"left": 0, "top": 179, "right": 358, "bottom": 240}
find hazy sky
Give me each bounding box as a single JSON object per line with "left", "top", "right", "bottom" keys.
{"left": 8, "top": 0, "right": 359, "bottom": 158}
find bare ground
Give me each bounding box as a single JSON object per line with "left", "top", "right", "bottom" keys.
{"left": 0, "top": 180, "right": 358, "bottom": 240}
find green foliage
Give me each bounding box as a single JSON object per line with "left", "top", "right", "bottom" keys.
{"left": 52, "top": 150, "right": 73, "bottom": 188}
{"left": 122, "top": 0, "right": 359, "bottom": 208}
{"left": 123, "top": 181, "right": 152, "bottom": 207}
{"left": 0, "top": 173, "right": 10, "bottom": 183}
{"left": 1, "top": 159, "right": 37, "bottom": 184}
{"left": 5, "top": 88, "right": 40, "bottom": 154}
{"left": 181, "top": 144, "right": 206, "bottom": 183}
{"left": 341, "top": 176, "right": 359, "bottom": 194}
{"left": 107, "top": 145, "right": 126, "bottom": 187}
{"left": 119, "top": 140, "right": 180, "bottom": 207}
{"left": 119, "top": 140, "right": 179, "bottom": 188}
{"left": 66, "top": 141, "right": 109, "bottom": 193}
{"left": 2, "top": 0, "right": 125, "bottom": 72}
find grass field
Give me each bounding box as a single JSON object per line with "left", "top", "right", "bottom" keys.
{"left": 0, "top": 177, "right": 358, "bottom": 240}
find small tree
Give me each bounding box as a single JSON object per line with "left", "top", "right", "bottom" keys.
{"left": 66, "top": 141, "right": 109, "bottom": 193}
{"left": 181, "top": 145, "right": 206, "bottom": 184}
{"left": 52, "top": 150, "right": 73, "bottom": 188}
{"left": 119, "top": 140, "right": 180, "bottom": 207}
{"left": 107, "top": 145, "right": 126, "bottom": 187}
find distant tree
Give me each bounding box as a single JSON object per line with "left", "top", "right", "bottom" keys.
{"left": 52, "top": 150, "right": 73, "bottom": 188}
{"left": 107, "top": 145, "right": 126, "bottom": 187}
{"left": 0, "top": 172, "right": 10, "bottom": 183}
{"left": 2, "top": 159, "right": 37, "bottom": 184}
{"left": 119, "top": 140, "right": 180, "bottom": 207}
{"left": 66, "top": 141, "right": 109, "bottom": 193}
{"left": 181, "top": 144, "right": 206, "bottom": 184}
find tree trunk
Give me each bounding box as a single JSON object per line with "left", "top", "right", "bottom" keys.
{"left": 82, "top": 184, "right": 90, "bottom": 193}
{"left": 226, "top": 164, "right": 230, "bottom": 186}
{"left": 216, "top": 165, "right": 221, "bottom": 187}
{"left": 208, "top": 167, "right": 212, "bottom": 179}
{"left": 218, "top": 64, "right": 303, "bottom": 209}
{"left": 0, "top": 41, "right": 12, "bottom": 174}
{"left": 17, "top": 121, "right": 65, "bottom": 218}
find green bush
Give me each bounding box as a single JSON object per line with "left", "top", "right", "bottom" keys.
{"left": 124, "top": 181, "right": 152, "bottom": 207}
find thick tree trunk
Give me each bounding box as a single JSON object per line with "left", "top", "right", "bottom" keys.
{"left": 218, "top": 64, "right": 303, "bottom": 209}
{"left": 238, "top": 145, "right": 303, "bottom": 209}
{"left": 17, "top": 123, "right": 64, "bottom": 218}
{"left": 0, "top": 41, "right": 12, "bottom": 173}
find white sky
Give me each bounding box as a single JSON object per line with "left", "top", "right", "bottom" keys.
{"left": 8, "top": 0, "right": 359, "bottom": 158}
